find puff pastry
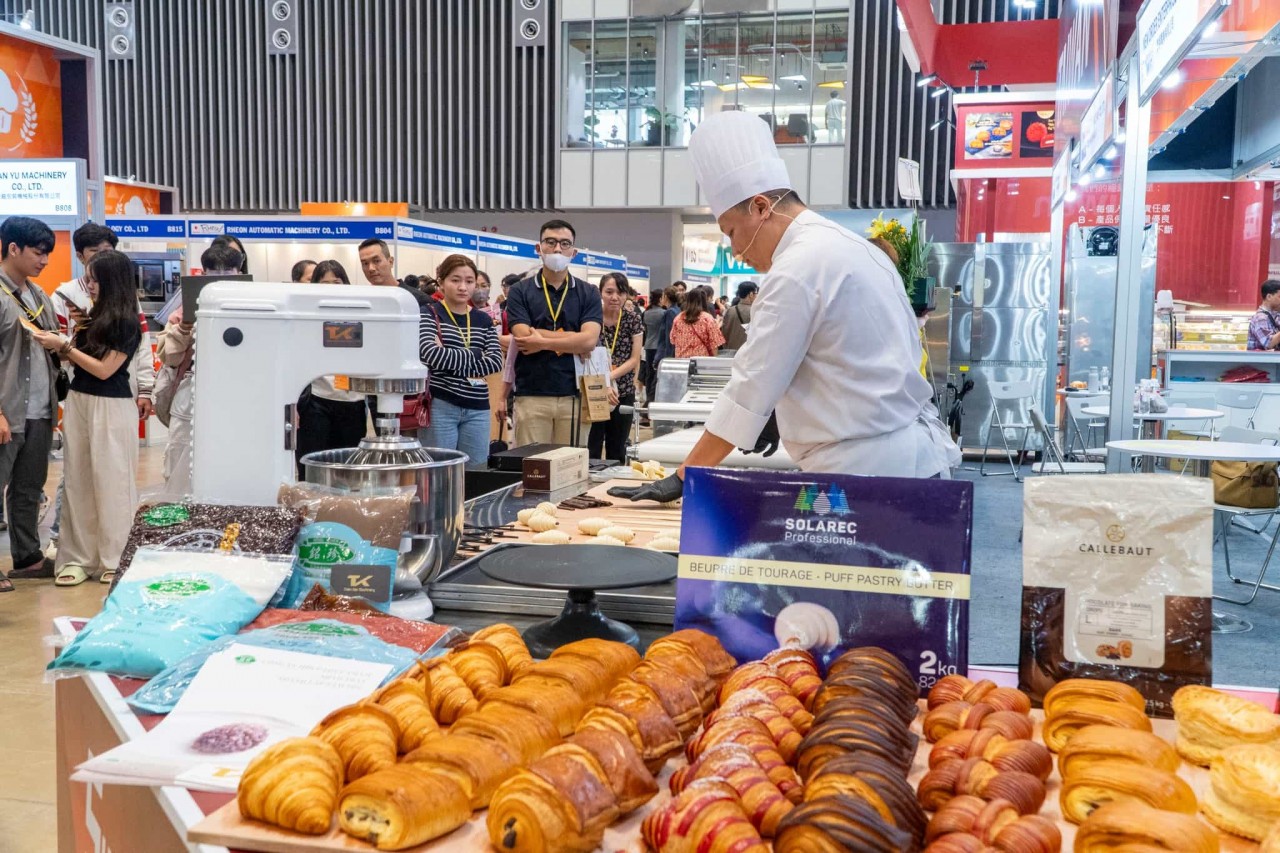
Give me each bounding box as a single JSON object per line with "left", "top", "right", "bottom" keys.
{"left": 422, "top": 658, "right": 479, "bottom": 724}
{"left": 1042, "top": 696, "right": 1152, "bottom": 752}
{"left": 772, "top": 793, "right": 915, "bottom": 853}
{"left": 471, "top": 622, "right": 534, "bottom": 678}
{"left": 337, "top": 764, "right": 471, "bottom": 850}
{"left": 1056, "top": 724, "right": 1180, "bottom": 778}
{"left": 1201, "top": 743, "right": 1280, "bottom": 841}
{"left": 1043, "top": 678, "right": 1147, "bottom": 718}
{"left": 1058, "top": 759, "right": 1197, "bottom": 824}
{"left": 826, "top": 647, "right": 918, "bottom": 698}
{"left": 719, "top": 662, "right": 814, "bottom": 733}
{"left": 567, "top": 728, "right": 659, "bottom": 813}
{"left": 642, "top": 778, "right": 770, "bottom": 853}
{"left": 923, "top": 700, "right": 1035, "bottom": 743}
{"left": 448, "top": 703, "right": 562, "bottom": 765}
{"left": 449, "top": 640, "right": 509, "bottom": 700}
{"left": 803, "top": 753, "right": 927, "bottom": 847}
{"left": 1263, "top": 822, "right": 1280, "bottom": 853}
{"left": 237, "top": 736, "right": 344, "bottom": 835}
{"left": 628, "top": 658, "right": 705, "bottom": 739}
{"left": 483, "top": 682, "right": 585, "bottom": 738}
{"left": 705, "top": 688, "right": 804, "bottom": 761}
{"left": 1171, "top": 684, "right": 1280, "bottom": 766}
{"left": 598, "top": 680, "right": 684, "bottom": 770}
{"left": 929, "top": 729, "right": 1053, "bottom": 780}
{"left": 1073, "top": 800, "right": 1221, "bottom": 853}
{"left": 310, "top": 702, "right": 400, "bottom": 782}
{"left": 763, "top": 648, "right": 823, "bottom": 711}
{"left": 551, "top": 637, "right": 641, "bottom": 682}
{"left": 515, "top": 658, "right": 614, "bottom": 708}
{"left": 926, "top": 675, "right": 1032, "bottom": 714}
{"left": 925, "top": 796, "right": 1062, "bottom": 852}
{"left": 402, "top": 732, "right": 518, "bottom": 809}
{"left": 917, "top": 757, "right": 1046, "bottom": 816}
{"left": 640, "top": 651, "right": 717, "bottom": 715}
{"left": 370, "top": 677, "right": 440, "bottom": 754}
{"left": 670, "top": 742, "right": 794, "bottom": 837}
{"left": 687, "top": 714, "right": 802, "bottom": 803}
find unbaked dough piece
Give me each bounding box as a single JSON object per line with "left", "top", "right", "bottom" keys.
{"left": 517, "top": 508, "right": 538, "bottom": 527}
{"left": 531, "top": 530, "right": 571, "bottom": 545}
{"left": 535, "top": 502, "right": 558, "bottom": 517}
{"left": 594, "top": 534, "right": 626, "bottom": 546}
{"left": 598, "top": 525, "right": 635, "bottom": 544}
{"left": 526, "top": 512, "right": 559, "bottom": 533}
{"left": 577, "top": 517, "right": 611, "bottom": 536}
{"left": 648, "top": 535, "right": 680, "bottom": 552}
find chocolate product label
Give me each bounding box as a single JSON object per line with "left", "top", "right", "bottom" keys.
{"left": 675, "top": 469, "right": 973, "bottom": 686}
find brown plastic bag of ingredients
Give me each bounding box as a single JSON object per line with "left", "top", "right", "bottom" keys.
{"left": 1020, "top": 474, "right": 1213, "bottom": 718}
{"left": 277, "top": 483, "right": 415, "bottom": 550}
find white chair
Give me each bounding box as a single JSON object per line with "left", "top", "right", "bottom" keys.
{"left": 1211, "top": 428, "right": 1280, "bottom": 605}
{"left": 1030, "top": 408, "right": 1105, "bottom": 475}
{"left": 1063, "top": 394, "right": 1107, "bottom": 461}
{"left": 980, "top": 381, "right": 1036, "bottom": 482}
{"left": 1207, "top": 386, "right": 1264, "bottom": 433}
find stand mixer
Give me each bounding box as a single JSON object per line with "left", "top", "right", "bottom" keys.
{"left": 191, "top": 282, "right": 465, "bottom": 618}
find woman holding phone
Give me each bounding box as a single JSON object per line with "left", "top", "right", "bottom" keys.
{"left": 33, "top": 251, "right": 142, "bottom": 586}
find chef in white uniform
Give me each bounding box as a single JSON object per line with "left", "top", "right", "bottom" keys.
{"left": 613, "top": 111, "right": 958, "bottom": 504}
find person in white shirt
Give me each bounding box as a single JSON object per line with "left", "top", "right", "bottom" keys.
{"left": 613, "top": 111, "right": 958, "bottom": 504}
{"left": 825, "top": 91, "right": 846, "bottom": 143}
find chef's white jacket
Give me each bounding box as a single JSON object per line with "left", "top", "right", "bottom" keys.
{"left": 705, "top": 210, "right": 960, "bottom": 478}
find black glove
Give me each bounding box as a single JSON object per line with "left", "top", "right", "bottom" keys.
{"left": 743, "top": 412, "right": 780, "bottom": 457}
{"left": 607, "top": 473, "right": 684, "bottom": 503}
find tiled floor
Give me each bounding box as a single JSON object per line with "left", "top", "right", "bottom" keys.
{"left": 0, "top": 444, "right": 166, "bottom": 853}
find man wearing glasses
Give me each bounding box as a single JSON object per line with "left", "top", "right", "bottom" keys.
{"left": 505, "top": 220, "right": 603, "bottom": 447}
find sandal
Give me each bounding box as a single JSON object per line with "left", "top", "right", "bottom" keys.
{"left": 55, "top": 565, "right": 89, "bottom": 587}
{"left": 99, "top": 569, "right": 116, "bottom": 585}
{"left": 0, "top": 573, "right": 13, "bottom": 593}
{"left": 9, "top": 556, "right": 54, "bottom": 579}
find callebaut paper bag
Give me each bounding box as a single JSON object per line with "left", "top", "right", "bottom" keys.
{"left": 1020, "top": 474, "right": 1213, "bottom": 717}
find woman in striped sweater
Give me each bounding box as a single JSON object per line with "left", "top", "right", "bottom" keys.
{"left": 420, "top": 254, "right": 504, "bottom": 469}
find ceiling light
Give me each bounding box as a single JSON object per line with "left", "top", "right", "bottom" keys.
{"left": 1115, "top": 130, "right": 1127, "bottom": 144}
{"left": 1162, "top": 68, "right": 1185, "bottom": 90}
{"left": 1104, "top": 144, "right": 1118, "bottom": 159}
{"left": 695, "top": 80, "right": 719, "bottom": 88}
{"left": 1065, "top": 189, "right": 1079, "bottom": 202}
{"left": 1092, "top": 164, "right": 1106, "bottom": 178}
{"left": 718, "top": 82, "right": 749, "bottom": 92}
{"left": 740, "top": 75, "right": 769, "bottom": 83}
{"left": 930, "top": 118, "right": 948, "bottom": 131}
{"left": 917, "top": 74, "right": 938, "bottom": 88}
{"left": 818, "top": 81, "right": 845, "bottom": 89}
{"left": 780, "top": 74, "right": 807, "bottom": 82}
{"left": 1222, "top": 195, "right": 1231, "bottom": 199}
{"left": 931, "top": 86, "right": 949, "bottom": 98}
{"left": 746, "top": 82, "right": 780, "bottom": 90}
{"left": 1203, "top": 20, "right": 1220, "bottom": 37}
{"left": 1079, "top": 173, "right": 1093, "bottom": 187}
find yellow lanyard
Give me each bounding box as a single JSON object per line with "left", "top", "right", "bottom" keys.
{"left": 605, "top": 314, "right": 622, "bottom": 357}
{"left": 442, "top": 303, "right": 471, "bottom": 348}
{"left": 540, "top": 273, "right": 569, "bottom": 330}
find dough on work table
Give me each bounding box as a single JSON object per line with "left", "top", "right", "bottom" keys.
{"left": 598, "top": 525, "right": 635, "bottom": 544}
{"left": 595, "top": 534, "right": 626, "bottom": 546}
{"left": 531, "top": 530, "right": 572, "bottom": 545}
{"left": 526, "top": 512, "right": 559, "bottom": 533}
{"left": 536, "top": 502, "right": 558, "bottom": 517}
{"left": 577, "top": 517, "right": 611, "bottom": 536}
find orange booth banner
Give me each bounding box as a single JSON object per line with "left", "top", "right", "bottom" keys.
{"left": 300, "top": 202, "right": 409, "bottom": 217}
{"left": 0, "top": 31, "right": 63, "bottom": 159}
{"left": 105, "top": 181, "right": 163, "bottom": 215}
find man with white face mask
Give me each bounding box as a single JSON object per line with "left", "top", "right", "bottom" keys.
{"left": 506, "top": 219, "right": 603, "bottom": 446}
{"left": 613, "top": 111, "right": 959, "bottom": 504}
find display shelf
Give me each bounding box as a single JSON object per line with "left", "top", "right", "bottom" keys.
{"left": 1155, "top": 310, "right": 1253, "bottom": 352}
{"left": 1157, "top": 349, "right": 1280, "bottom": 433}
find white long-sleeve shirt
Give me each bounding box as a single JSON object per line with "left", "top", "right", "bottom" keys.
{"left": 705, "top": 210, "right": 957, "bottom": 477}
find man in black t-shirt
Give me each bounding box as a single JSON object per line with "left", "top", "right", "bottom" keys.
{"left": 505, "top": 219, "right": 603, "bottom": 446}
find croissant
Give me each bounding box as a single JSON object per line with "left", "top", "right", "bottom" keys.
{"left": 1042, "top": 678, "right": 1146, "bottom": 718}
{"left": 337, "top": 764, "right": 471, "bottom": 850}
{"left": 719, "top": 663, "right": 815, "bottom": 733}
{"left": 925, "top": 796, "right": 1062, "bottom": 851}
{"left": 647, "top": 629, "right": 738, "bottom": 682}
{"left": 568, "top": 728, "right": 659, "bottom": 813}
{"left": 773, "top": 794, "right": 914, "bottom": 853}
{"left": 670, "top": 743, "right": 794, "bottom": 837}
{"left": 370, "top": 677, "right": 440, "bottom": 754}
{"left": 1073, "top": 801, "right": 1221, "bottom": 853}
{"left": 796, "top": 718, "right": 919, "bottom": 781}
{"left": 1201, "top": 743, "right": 1280, "bottom": 841}
{"left": 642, "top": 778, "right": 770, "bottom": 853}
{"left": 1172, "top": 684, "right": 1280, "bottom": 766}
{"left": 471, "top": 622, "right": 534, "bottom": 678}
{"left": 803, "top": 753, "right": 927, "bottom": 847}
{"left": 549, "top": 637, "right": 641, "bottom": 679}
{"left": 929, "top": 730, "right": 1053, "bottom": 780}
{"left": 483, "top": 681, "right": 584, "bottom": 737}
{"left": 1264, "top": 822, "right": 1280, "bottom": 853}
{"left": 704, "top": 688, "right": 805, "bottom": 761}
{"left": 917, "top": 758, "right": 1046, "bottom": 816}
{"left": 311, "top": 702, "right": 400, "bottom": 782}
{"left": 599, "top": 680, "right": 683, "bottom": 770}
{"left": 448, "top": 702, "right": 562, "bottom": 765}
{"left": 1042, "top": 697, "right": 1152, "bottom": 752}
{"left": 422, "top": 658, "right": 478, "bottom": 724}
{"left": 686, "top": 714, "right": 802, "bottom": 803}
{"left": 449, "top": 640, "right": 509, "bottom": 701}
{"left": 1059, "top": 760, "right": 1197, "bottom": 824}
{"left": 763, "top": 648, "right": 823, "bottom": 710}
{"left": 924, "top": 701, "right": 1034, "bottom": 743}
{"left": 237, "top": 736, "right": 343, "bottom": 835}
{"left": 1056, "top": 724, "right": 1180, "bottom": 778}
{"left": 517, "top": 657, "right": 615, "bottom": 708}
{"left": 826, "top": 646, "right": 918, "bottom": 696}
{"left": 641, "top": 648, "right": 718, "bottom": 714}
{"left": 814, "top": 671, "right": 920, "bottom": 726}
{"left": 628, "top": 658, "right": 705, "bottom": 739}
{"left": 402, "top": 732, "right": 518, "bottom": 809}
{"left": 927, "top": 676, "right": 1032, "bottom": 715}
{"left": 487, "top": 742, "right": 620, "bottom": 853}
{"left": 813, "top": 695, "right": 916, "bottom": 731}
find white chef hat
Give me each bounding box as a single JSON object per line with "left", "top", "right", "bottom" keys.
{"left": 689, "top": 110, "right": 793, "bottom": 219}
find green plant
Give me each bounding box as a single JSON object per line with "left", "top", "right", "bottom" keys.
{"left": 903, "top": 216, "right": 932, "bottom": 284}
{"left": 866, "top": 213, "right": 932, "bottom": 297}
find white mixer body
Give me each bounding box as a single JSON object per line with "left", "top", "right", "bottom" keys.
{"left": 191, "top": 282, "right": 427, "bottom": 506}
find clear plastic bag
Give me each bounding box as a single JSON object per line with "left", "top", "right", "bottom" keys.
{"left": 48, "top": 548, "right": 295, "bottom": 679}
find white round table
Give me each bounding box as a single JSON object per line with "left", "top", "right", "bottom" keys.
{"left": 1106, "top": 439, "right": 1280, "bottom": 635}
{"left": 1082, "top": 406, "right": 1224, "bottom": 442}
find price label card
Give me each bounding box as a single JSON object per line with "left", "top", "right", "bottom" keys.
{"left": 333, "top": 375, "right": 351, "bottom": 391}
{"left": 331, "top": 563, "right": 394, "bottom": 610}
{"left": 675, "top": 469, "right": 973, "bottom": 690}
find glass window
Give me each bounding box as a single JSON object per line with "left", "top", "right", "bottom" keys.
{"left": 674, "top": 20, "right": 703, "bottom": 147}
{"left": 812, "top": 11, "right": 849, "bottom": 145}
{"left": 773, "top": 14, "right": 815, "bottom": 145}
{"left": 701, "top": 18, "right": 740, "bottom": 117}
{"left": 563, "top": 23, "right": 595, "bottom": 147}
{"left": 736, "top": 15, "right": 779, "bottom": 137}
{"left": 592, "top": 21, "right": 629, "bottom": 148}
{"left": 629, "top": 22, "right": 662, "bottom": 146}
